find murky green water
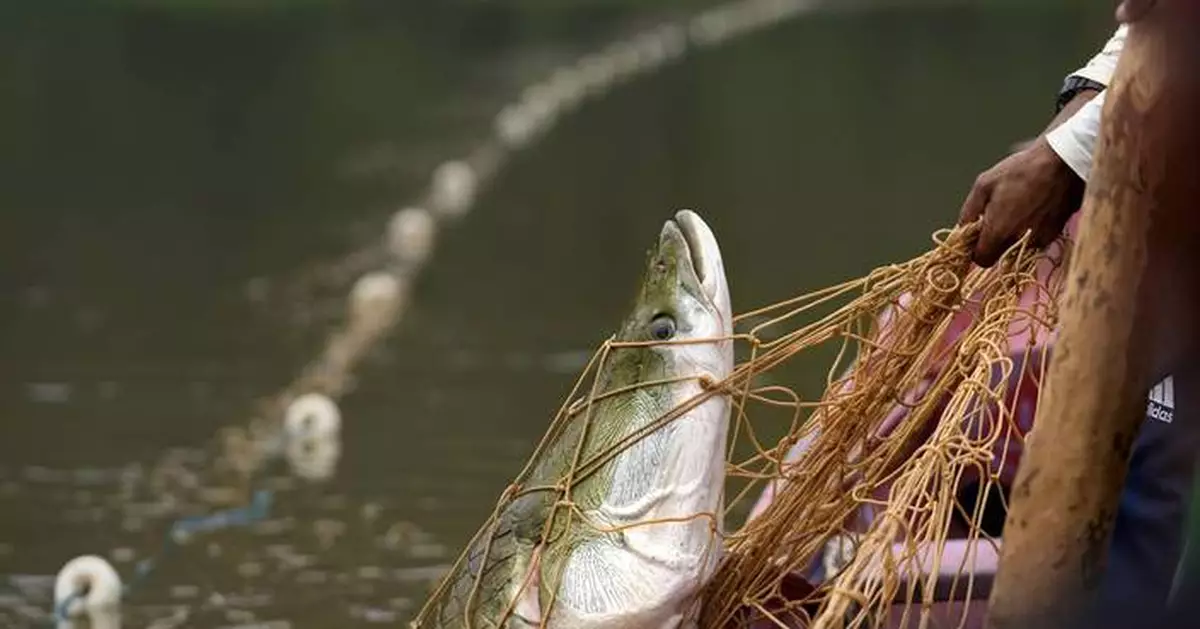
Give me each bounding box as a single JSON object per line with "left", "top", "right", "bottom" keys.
{"left": 0, "top": 2, "right": 1115, "bottom": 627}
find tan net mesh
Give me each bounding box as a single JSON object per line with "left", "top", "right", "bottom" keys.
{"left": 411, "top": 221, "right": 1073, "bottom": 629}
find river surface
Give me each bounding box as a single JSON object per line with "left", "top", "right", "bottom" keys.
{"left": 0, "top": 2, "right": 1115, "bottom": 627}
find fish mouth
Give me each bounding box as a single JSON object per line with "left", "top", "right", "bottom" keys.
{"left": 666, "top": 209, "right": 722, "bottom": 301}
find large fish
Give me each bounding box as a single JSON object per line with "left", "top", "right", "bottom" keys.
{"left": 413, "top": 210, "right": 734, "bottom": 629}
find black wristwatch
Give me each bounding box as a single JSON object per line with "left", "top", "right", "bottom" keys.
{"left": 1056, "top": 75, "right": 1107, "bottom": 113}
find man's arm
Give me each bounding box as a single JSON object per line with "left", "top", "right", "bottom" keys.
{"left": 958, "top": 26, "right": 1127, "bottom": 267}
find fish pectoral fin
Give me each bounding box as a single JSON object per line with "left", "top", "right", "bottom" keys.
{"left": 504, "top": 542, "right": 542, "bottom": 628}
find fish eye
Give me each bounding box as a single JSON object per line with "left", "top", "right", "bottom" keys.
{"left": 649, "top": 314, "right": 676, "bottom": 341}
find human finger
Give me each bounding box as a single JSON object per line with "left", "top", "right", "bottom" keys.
{"left": 958, "top": 174, "right": 992, "bottom": 226}
{"left": 971, "top": 193, "right": 1017, "bottom": 268}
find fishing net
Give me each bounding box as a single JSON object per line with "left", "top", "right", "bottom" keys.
{"left": 702, "top": 222, "right": 1069, "bottom": 629}
{"left": 411, "top": 220, "right": 1073, "bottom": 629}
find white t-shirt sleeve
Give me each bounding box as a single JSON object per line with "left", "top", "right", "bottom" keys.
{"left": 1043, "top": 25, "right": 1127, "bottom": 181}
{"left": 1045, "top": 91, "right": 1105, "bottom": 181}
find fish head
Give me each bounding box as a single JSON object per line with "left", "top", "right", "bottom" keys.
{"left": 614, "top": 209, "right": 732, "bottom": 378}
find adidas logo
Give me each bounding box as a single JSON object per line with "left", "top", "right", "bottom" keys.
{"left": 1147, "top": 376, "right": 1175, "bottom": 423}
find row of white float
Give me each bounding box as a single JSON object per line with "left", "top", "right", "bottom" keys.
{"left": 52, "top": 0, "right": 821, "bottom": 622}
